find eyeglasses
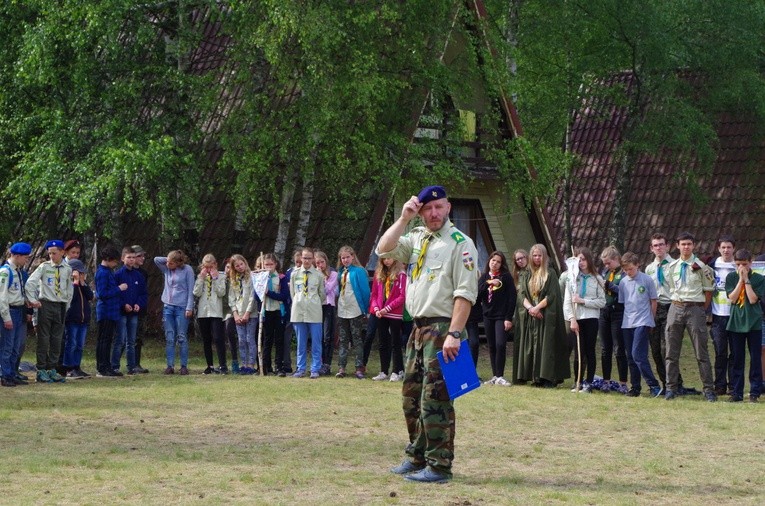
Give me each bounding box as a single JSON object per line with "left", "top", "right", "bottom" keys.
{"left": 514, "top": 256, "right": 526, "bottom": 261}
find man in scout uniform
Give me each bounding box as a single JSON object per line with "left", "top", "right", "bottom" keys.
{"left": 644, "top": 232, "right": 679, "bottom": 392}
{"left": 377, "top": 185, "right": 478, "bottom": 483}
{"left": 26, "top": 239, "right": 73, "bottom": 383}
{"left": 0, "top": 242, "right": 32, "bottom": 386}
{"left": 663, "top": 232, "right": 717, "bottom": 401}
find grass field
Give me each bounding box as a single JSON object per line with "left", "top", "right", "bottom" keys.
{"left": 1, "top": 336, "right": 762, "bottom": 505}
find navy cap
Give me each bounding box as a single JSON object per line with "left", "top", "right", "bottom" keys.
{"left": 9, "top": 242, "right": 32, "bottom": 255}
{"left": 45, "top": 239, "right": 64, "bottom": 250}
{"left": 417, "top": 185, "right": 447, "bottom": 205}
{"left": 67, "top": 259, "right": 87, "bottom": 273}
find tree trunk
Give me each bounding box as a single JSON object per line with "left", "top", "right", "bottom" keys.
{"left": 273, "top": 167, "right": 297, "bottom": 266}
{"left": 294, "top": 168, "right": 314, "bottom": 249}
{"left": 609, "top": 146, "right": 632, "bottom": 253}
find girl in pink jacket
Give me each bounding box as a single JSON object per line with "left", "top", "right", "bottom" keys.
{"left": 369, "top": 257, "right": 407, "bottom": 382}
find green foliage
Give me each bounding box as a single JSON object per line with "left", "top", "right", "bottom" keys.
{"left": 217, "top": 1, "right": 491, "bottom": 222}
{"left": 502, "top": 0, "right": 765, "bottom": 245}
{"left": 0, "top": 0, "right": 217, "bottom": 242}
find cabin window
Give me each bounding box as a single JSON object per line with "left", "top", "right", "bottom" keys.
{"left": 449, "top": 198, "right": 495, "bottom": 270}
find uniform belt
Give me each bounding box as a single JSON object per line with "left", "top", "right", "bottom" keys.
{"left": 605, "top": 303, "right": 624, "bottom": 311}
{"left": 671, "top": 301, "right": 705, "bottom": 307}
{"left": 413, "top": 316, "right": 451, "bottom": 328}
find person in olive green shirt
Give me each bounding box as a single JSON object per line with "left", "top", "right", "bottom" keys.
{"left": 663, "top": 232, "right": 716, "bottom": 401}
{"left": 724, "top": 249, "right": 764, "bottom": 402}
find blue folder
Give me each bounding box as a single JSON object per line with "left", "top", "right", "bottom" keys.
{"left": 437, "top": 340, "right": 481, "bottom": 400}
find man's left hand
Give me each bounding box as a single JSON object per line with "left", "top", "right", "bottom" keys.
{"left": 442, "top": 334, "right": 460, "bottom": 362}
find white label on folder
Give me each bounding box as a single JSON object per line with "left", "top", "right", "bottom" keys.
{"left": 461, "top": 383, "right": 468, "bottom": 390}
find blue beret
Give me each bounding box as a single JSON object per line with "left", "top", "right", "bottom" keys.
{"left": 45, "top": 239, "right": 64, "bottom": 250}
{"left": 417, "top": 185, "right": 447, "bottom": 205}
{"left": 9, "top": 242, "right": 32, "bottom": 255}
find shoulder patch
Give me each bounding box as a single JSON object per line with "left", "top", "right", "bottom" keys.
{"left": 451, "top": 231, "right": 466, "bottom": 244}
{"left": 462, "top": 251, "right": 475, "bottom": 271}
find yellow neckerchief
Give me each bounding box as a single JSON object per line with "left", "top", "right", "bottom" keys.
{"left": 54, "top": 264, "right": 62, "bottom": 296}
{"left": 737, "top": 271, "right": 750, "bottom": 307}
{"left": 411, "top": 234, "right": 432, "bottom": 280}
{"left": 384, "top": 274, "right": 392, "bottom": 300}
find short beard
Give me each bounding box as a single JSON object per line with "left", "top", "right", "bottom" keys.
{"left": 426, "top": 216, "right": 448, "bottom": 232}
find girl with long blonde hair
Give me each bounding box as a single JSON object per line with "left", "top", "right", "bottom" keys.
{"left": 514, "top": 243, "right": 570, "bottom": 387}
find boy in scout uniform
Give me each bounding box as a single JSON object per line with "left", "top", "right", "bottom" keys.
{"left": 663, "top": 232, "right": 717, "bottom": 401}
{"left": 377, "top": 185, "right": 478, "bottom": 483}
{"left": 26, "top": 239, "right": 73, "bottom": 383}
{"left": 0, "top": 242, "right": 32, "bottom": 386}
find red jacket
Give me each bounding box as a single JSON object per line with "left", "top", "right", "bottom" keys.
{"left": 369, "top": 272, "right": 407, "bottom": 320}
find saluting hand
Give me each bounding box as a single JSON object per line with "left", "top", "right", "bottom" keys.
{"left": 401, "top": 196, "right": 422, "bottom": 222}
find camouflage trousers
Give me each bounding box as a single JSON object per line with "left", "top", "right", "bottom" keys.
{"left": 337, "top": 315, "right": 365, "bottom": 369}
{"left": 402, "top": 321, "right": 455, "bottom": 476}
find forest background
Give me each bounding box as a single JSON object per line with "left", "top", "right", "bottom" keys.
{"left": 1, "top": 0, "right": 764, "bottom": 259}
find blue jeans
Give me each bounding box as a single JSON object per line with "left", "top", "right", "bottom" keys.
{"left": 63, "top": 322, "right": 88, "bottom": 368}
{"left": 236, "top": 318, "right": 258, "bottom": 366}
{"left": 112, "top": 314, "right": 138, "bottom": 371}
{"left": 163, "top": 305, "right": 189, "bottom": 367}
{"left": 623, "top": 326, "right": 659, "bottom": 392}
{"left": 730, "top": 329, "right": 762, "bottom": 399}
{"left": 1, "top": 307, "right": 26, "bottom": 379}
{"left": 294, "top": 322, "right": 322, "bottom": 374}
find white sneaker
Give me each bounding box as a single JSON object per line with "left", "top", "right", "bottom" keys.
{"left": 389, "top": 372, "right": 401, "bottom": 382}
{"left": 372, "top": 372, "right": 388, "bottom": 381}
{"left": 494, "top": 376, "right": 510, "bottom": 386}
{"left": 484, "top": 376, "right": 498, "bottom": 385}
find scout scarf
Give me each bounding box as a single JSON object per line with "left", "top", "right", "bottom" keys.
{"left": 411, "top": 234, "right": 432, "bottom": 281}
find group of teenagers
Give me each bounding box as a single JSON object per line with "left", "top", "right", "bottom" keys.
{"left": 2, "top": 230, "right": 763, "bottom": 403}
{"left": 155, "top": 245, "right": 412, "bottom": 381}
{"left": 495, "top": 231, "right": 764, "bottom": 403}
{"left": 0, "top": 237, "right": 417, "bottom": 385}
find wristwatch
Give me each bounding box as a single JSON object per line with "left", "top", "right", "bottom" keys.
{"left": 447, "top": 331, "right": 462, "bottom": 338}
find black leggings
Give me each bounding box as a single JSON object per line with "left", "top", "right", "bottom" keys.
{"left": 572, "top": 318, "right": 599, "bottom": 384}
{"left": 377, "top": 318, "right": 403, "bottom": 374}
{"left": 198, "top": 317, "right": 226, "bottom": 367}
{"left": 483, "top": 317, "right": 509, "bottom": 378}
{"left": 225, "top": 318, "right": 238, "bottom": 362}
{"left": 262, "top": 310, "right": 285, "bottom": 374}
{"left": 599, "top": 306, "right": 627, "bottom": 382}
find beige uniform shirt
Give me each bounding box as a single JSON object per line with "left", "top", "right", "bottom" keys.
{"left": 645, "top": 256, "right": 674, "bottom": 304}
{"left": 562, "top": 273, "right": 606, "bottom": 321}
{"left": 289, "top": 266, "right": 326, "bottom": 323}
{"left": 228, "top": 273, "right": 256, "bottom": 316}
{"left": 376, "top": 220, "right": 478, "bottom": 319}
{"left": 337, "top": 269, "right": 362, "bottom": 319}
{"left": 263, "top": 272, "right": 283, "bottom": 312}
{"left": 193, "top": 274, "right": 226, "bottom": 318}
{"left": 0, "top": 260, "right": 26, "bottom": 323}
{"left": 26, "top": 260, "right": 73, "bottom": 307}
{"left": 666, "top": 255, "right": 714, "bottom": 303}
